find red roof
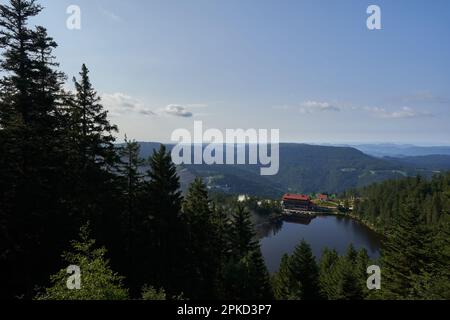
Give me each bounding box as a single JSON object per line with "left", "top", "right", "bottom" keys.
{"left": 282, "top": 194, "right": 310, "bottom": 201}
{"left": 318, "top": 194, "right": 328, "bottom": 200}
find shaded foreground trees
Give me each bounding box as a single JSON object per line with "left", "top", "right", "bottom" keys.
{"left": 272, "top": 242, "right": 371, "bottom": 300}
{"left": 347, "top": 173, "right": 450, "bottom": 299}
{"left": 36, "top": 225, "right": 129, "bottom": 300}
{"left": 0, "top": 0, "right": 275, "bottom": 297}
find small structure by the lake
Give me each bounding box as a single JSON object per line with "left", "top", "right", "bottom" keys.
{"left": 316, "top": 193, "right": 329, "bottom": 202}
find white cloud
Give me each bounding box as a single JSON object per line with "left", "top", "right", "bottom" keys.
{"left": 273, "top": 101, "right": 340, "bottom": 113}
{"left": 101, "top": 95, "right": 205, "bottom": 118}
{"left": 365, "top": 106, "right": 432, "bottom": 119}
{"left": 273, "top": 99, "right": 433, "bottom": 120}
{"left": 299, "top": 101, "right": 340, "bottom": 113}
{"left": 163, "top": 104, "right": 193, "bottom": 118}
{"left": 101, "top": 92, "right": 155, "bottom": 117}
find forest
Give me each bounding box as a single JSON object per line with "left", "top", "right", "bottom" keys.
{"left": 0, "top": 0, "right": 449, "bottom": 300}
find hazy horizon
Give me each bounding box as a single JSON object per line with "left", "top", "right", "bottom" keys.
{"left": 120, "top": 140, "right": 450, "bottom": 147}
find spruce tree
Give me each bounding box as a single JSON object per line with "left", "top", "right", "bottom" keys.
{"left": 222, "top": 204, "right": 272, "bottom": 299}
{"left": 230, "top": 204, "right": 258, "bottom": 258}
{"left": 381, "top": 199, "right": 430, "bottom": 299}
{"left": 182, "top": 178, "right": 217, "bottom": 298}
{"left": 117, "top": 137, "right": 145, "bottom": 295}
{"left": 72, "top": 64, "right": 118, "bottom": 168}
{"left": 318, "top": 248, "right": 339, "bottom": 299}
{"left": 0, "top": 0, "right": 42, "bottom": 126}
{"left": 210, "top": 204, "right": 231, "bottom": 298}
{"left": 273, "top": 254, "right": 294, "bottom": 300}
{"left": 334, "top": 258, "right": 363, "bottom": 300}
{"left": 412, "top": 212, "right": 450, "bottom": 299}
{"left": 36, "top": 224, "right": 129, "bottom": 300}
{"left": 68, "top": 63, "right": 123, "bottom": 261}
{"left": 0, "top": 0, "right": 75, "bottom": 299}
{"left": 355, "top": 248, "right": 370, "bottom": 299}
{"left": 289, "top": 240, "right": 321, "bottom": 300}
{"left": 243, "top": 249, "right": 273, "bottom": 300}
{"left": 143, "top": 144, "right": 187, "bottom": 296}
{"left": 211, "top": 203, "right": 231, "bottom": 263}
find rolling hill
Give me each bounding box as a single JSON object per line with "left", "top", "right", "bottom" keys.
{"left": 130, "top": 142, "right": 449, "bottom": 197}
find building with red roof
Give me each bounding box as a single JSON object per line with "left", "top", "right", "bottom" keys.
{"left": 282, "top": 193, "right": 313, "bottom": 213}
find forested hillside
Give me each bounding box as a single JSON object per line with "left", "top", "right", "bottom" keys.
{"left": 134, "top": 142, "right": 447, "bottom": 197}
{"left": 386, "top": 155, "right": 450, "bottom": 171}
{"left": 348, "top": 172, "right": 450, "bottom": 232}
{"left": 341, "top": 173, "right": 450, "bottom": 299}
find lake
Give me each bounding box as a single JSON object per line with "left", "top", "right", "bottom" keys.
{"left": 259, "top": 215, "right": 382, "bottom": 273}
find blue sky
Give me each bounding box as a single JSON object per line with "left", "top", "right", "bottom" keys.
{"left": 31, "top": 0, "right": 450, "bottom": 144}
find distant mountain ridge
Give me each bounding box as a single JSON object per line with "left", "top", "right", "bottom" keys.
{"left": 385, "top": 155, "right": 450, "bottom": 171}
{"left": 347, "top": 144, "right": 450, "bottom": 158}
{"left": 130, "top": 142, "right": 450, "bottom": 197}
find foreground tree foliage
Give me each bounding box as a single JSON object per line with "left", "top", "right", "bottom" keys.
{"left": 0, "top": 0, "right": 78, "bottom": 299}
{"left": 350, "top": 173, "right": 450, "bottom": 233}
{"left": 36, "top": 225, "right": 129, "bottom": 300}
{"left": 141, "top": 286, "right": 167, "bottom": 301}
{"left": 381, "top": 199, "right": 450, "bottom": 299}
{"left": 273, "top": 243, "right": 371, "bottom": 300}
{"left": 182, "top": 178, "right": 218, "bottom": 299}
{"left": 288, "top": 240, "right": 321, "bottom": 300}
{"left": 219, "top": 204, "right": 273, "bottom": 300}
{"left": 346, "top": 173, "right": 450, "bottom": 299}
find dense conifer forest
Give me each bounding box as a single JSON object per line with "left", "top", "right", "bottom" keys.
{"left": 0, "top": 0, "right": 449, "bottom": 300}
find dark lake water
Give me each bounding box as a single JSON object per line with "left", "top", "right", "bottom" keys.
{"left": 259, "top": 215, "right": 382, "bottom": 273}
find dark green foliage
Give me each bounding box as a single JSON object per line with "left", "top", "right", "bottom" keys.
{"left": 344, "top": 173, "right": 450, "bottom": 300}
{"left": 71, "top": 64, "right": 118, "bottom": 168}
{"left": 117, "top": 138, "right": 145, "bottom": 295}
{"left": 272, "top": 254, "right": 295, "bottom": 300}
{"left": 141, "top": 285, "right": 167, "bottom": 300}
{"left": 272, "top": 243, "right": 372, "bottom": 300}
{"left": 182, "top": 178, "right": 217, "bottom": 298}
{"left": 351, "top": 173, "right": 450, "bottom": 233}
{"left": 0, "top": 0, "right": 78, "bottom": 299}
{"left": 220, "top": 250, "right": 273, "bottom": 300}
{"left": 220, "top": 204, "right": 273, "bottom": 300}
{"left": 318, "top": 248, "right": 340, "bottom": 299}
{"left": 36, "top": 225, "right": 129, "bottom": 300}
{"left": 318, "top": 246, "right": 370, "bottom": 300}
{"left": 381, "top": 199, "right": 435, "bottom": 299}
{"left": 336, "top": 261, "right": 363, "bottom": 300}
{"left": 288, "top": 240, "right": 321, "bottom": 300}
{"left": 229, "top": 204, "right": 259, "bottom": 257}
{"left": 141, "top": 145, "right": 187, "bottom": 296}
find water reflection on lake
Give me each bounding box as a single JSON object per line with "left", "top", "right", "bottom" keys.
{"left": 259, "top": 215, "right": 381, "bottom": 273}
